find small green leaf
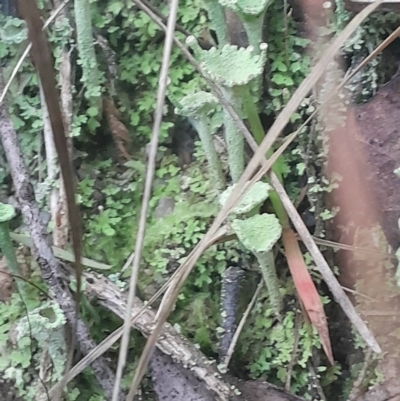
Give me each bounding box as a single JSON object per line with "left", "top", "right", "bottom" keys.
{"left": 87, "top": 106, "right": 99, "bottom": 117}
{"left": 271, "top": 74, "right": 294, "bottom": 86}
{"left": 290, "top": 61, "right": 302, "bottom": 73}
{"left": 102, "top": 225, "right": 116, "bottom": 236}
{"left": 107, "top": 1, "right": 124, "bottom": 15}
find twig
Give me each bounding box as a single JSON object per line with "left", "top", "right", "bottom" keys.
{"left": 68, "top": 269, "right": 307, "bottom": 401}
{"left": 341, "top": 286, "right": 376, "bottom": 302}
{"left": 52, "top": 0, "right": 73, "bottom": 249}
{"left": 120, "top": 251, "right": 135, "bottom": 274}
{"left": 84, "top": 271, "right": 234, "bottom": 401}
{"left": 270, "top": 174, "right": 380, "bottom": 353}
{"left": 285, "top": 311, "right": 302, "bottom": 391}
{"left": 348, "top": 349, "right": 373, "bottom": 401}
{"left": 113, "top": 1, "right": 180, "bottom": 399}
{"left": 308, "top": 362, "right": 327, "bottom": 401}
{"left": 10, "top": 232, "right": 112, "bottom": 270}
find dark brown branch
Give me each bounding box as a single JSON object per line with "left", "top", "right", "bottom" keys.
{"left": 0, "top": 69, "right": 122, "bottom": 401}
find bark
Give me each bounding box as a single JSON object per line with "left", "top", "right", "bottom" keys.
{"left": 82, "top": 269, "right": 309, "bottom": 401}
{"left": 150, "top": 349, "right": 216, "bottom": 401}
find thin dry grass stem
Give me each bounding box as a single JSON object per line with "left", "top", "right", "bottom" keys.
{"left": 343, "top": 25, "right": 400, "bottom": 83}
{"left": 299, "top": 236, "right": 395, "bottom": 260}
{"left": 0, "top": 0, "right": 70, "bottom": 105}
{"left": 17, "top": 1, "right": 86, "bottom": 398}
{"left": 219, "top": 281, "right": 263, "bottom": 370}
{"left": 112, "top": 0, "right": 180, "bottom": 399}
{"left": 103, "top": 97, "right": 131, "bottom": 160}
{"left": 213, "top": 230, "right": 393, "bottom": 259}
{"left": 285, "top": 311, "right": 302, "bottom": 391}
{"left": 348, "top": 349, "right": 373, "bottom": 401}
{"left": 341, "top": 286, "right": 376, "bottom": 302}
{"left": 271, "top": 174, "right": 381, "bottom": 353}
{"left": 120, "top": 251, "right": 135, "bottom": 274}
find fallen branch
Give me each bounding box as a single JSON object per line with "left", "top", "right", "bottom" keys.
{"left": 83, "top": 270, "right": 235, "bottom": 401}
{"left": 82, "top": 270, "right": 308, "bottom": 401}
{"left": 12, "top": 229, "right": 309, "bottom": 401}
{"left": 150, "top": 349, "right": 216, "bottom": 401}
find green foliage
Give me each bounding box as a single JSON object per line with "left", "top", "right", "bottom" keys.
{"left": 264, "top": 0, "right": 311, "bottom": 116}
{"left": 78, "top": 158, "right": 143, "bottom": 268}
{"left": 239, "top": 289, "right": 338, "bottom": 397}
{"left": 140, "top": 146, "right": 223, "bottom": 280}
{"left": 334, "top": 0, "right": 400, "bottom": 102}
{"left": 3, "top": 0, "right": 398, "bottom": 397}
{"left": 91, "top": 0, "right": 206, "bottom": 142}
{"left": 0, "top": 280, "right": 74, "bottom": 400}
{"left": 0, "top": 17, "right": 43, "bottom": 170}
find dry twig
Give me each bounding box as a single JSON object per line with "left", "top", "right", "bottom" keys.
{"left": 112, "top": 0, "right": 180, "bottom": 399}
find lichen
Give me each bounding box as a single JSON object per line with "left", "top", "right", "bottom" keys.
{"left": 186, "top": 37, "right": 267, "bottom": 182}
{"left": 16, "top": 300, "right": 67, "bottom": 377}
{"left": 219, "top": 181, "right": 271, "bottom": 215}
{"left": 187, "top": 37, "right": 267, "bottom": 88}
{"left": 176, "top": 91, "right": 225, "bottom": 190}
{"left": 74, "top": 0, "right": 102, "bottom": 106}
{"left": 0, "top": 202, "right": 25, "bottom": 295}
{"left": 175, "top": 91, "right": 218, "bottom": 117}
{"left": 203, "top": 0, "right": 228, "bottom": 45}
{"left": 218, "top": 0, "right": 270, "bottom": 51}
{"left": 232, "top": 213, "right": 282, "bottom": 254}
{"left": 0, "top": 18, "right": 27, "bottom": 45}
{"left": 232, "top": 214, "right": 283, "bottom": 315}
